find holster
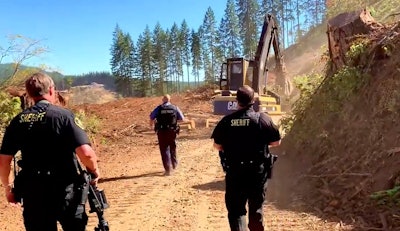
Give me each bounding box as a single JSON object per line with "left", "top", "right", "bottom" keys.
{"left": 12, "top": 170, "right": 25, "bottom": 203}
{"left": 265, "top": 153, "right": 278, "bottom": 179}
{"left": 219, "top": 151, "right": 228, "bottom": 172}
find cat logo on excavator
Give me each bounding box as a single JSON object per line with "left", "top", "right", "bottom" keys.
{"left": 212, "top": 14, "right": 286, "bottom": 116}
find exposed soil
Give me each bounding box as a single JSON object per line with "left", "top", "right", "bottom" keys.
{"left": 0, "top": 94, "right": 346, "bottom": 231}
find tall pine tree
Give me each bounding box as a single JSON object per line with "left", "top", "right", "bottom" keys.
{"left": 220, "top": 0, "right": 241, "bottom": 58}
{"left": 236, "top": 0, "right": 260, "bottom": 59}
{"left": 201, "top": 7, "right": 218, "bottom": 84}
{"left": 110, "top": 24, "right": 135, "bottom": 96}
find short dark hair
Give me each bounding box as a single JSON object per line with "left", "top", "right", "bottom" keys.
{"left": 25, "top": 72, "right": 54, "bottom": 97}
{"left": 236, "top": 85, "right": 254, "bottom": 107}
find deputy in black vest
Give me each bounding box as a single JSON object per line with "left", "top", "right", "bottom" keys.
{"left": 150, "top": 94, "right": 185, "bottom": 176}
{"left": 211, "top": 85, "right": 281, "bottom": 231}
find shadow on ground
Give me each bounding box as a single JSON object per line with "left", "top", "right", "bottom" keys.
{"left": 100, "top": 171, "right": 165, "bottom": 183}
{"left": 192, "top": 179, "right": 225, "bottom": 191}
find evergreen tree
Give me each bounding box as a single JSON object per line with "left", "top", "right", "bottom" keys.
{"left": 169, "top": 23, "right": 183, "bottom": 92}
{"left": 152, "top": 22, "right": 168, "bottom": 95}
{"left": 304, "top": 0, "right": 326, "bottom": 25}
{"left": 179, "top": 20, "right": 191, "bottom": 86}
{"left": 136, "top": 26, "right": 154, "bottom": 96}
{"left": 201, "top": 7, "right": 218, "bottom": 84}
{"left": 236, "top": 0, "right": 260, "bottom": 58}
{"left": 110, "top": 24, "right": 135, "bottom": 96}
{"left": 190, "top": 29, "right": 202, "bottom": 86}
{"left": 220, "top": 0, "right": 241, "bottom": 58}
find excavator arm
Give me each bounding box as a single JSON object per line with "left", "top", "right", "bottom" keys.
{"left": 253, "top": 14, "right": 284, "bottom": 95}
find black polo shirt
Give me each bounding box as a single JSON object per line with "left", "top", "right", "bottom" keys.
{"left": 211, "top": 107, "right": 281, "bottom": 163}
{"left": 0, "top": 100, "right": 90, "bottom": 179}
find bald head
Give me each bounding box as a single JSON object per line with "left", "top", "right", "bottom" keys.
{"left": 236, "top": 85, "right": 255, "bottom": 107}
{"left": 162, "top": 94, "right": 171, "bottom": 103}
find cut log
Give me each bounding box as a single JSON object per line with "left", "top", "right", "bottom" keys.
{"left": 205, "top": 118, "right": 219, "bottom": 128}
{"left": 327, "top": 8, "right": 381, "bottom": 73}
{"left": 179, "top": 120, "right": 196, "bottom": 130}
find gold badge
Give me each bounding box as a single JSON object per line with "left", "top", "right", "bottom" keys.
{"left": 74, "top": 117, "right": 85, "bottom": 130}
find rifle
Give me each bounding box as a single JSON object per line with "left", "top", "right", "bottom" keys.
{"left": 87, "top": 172, "right": 110, "bottom": 231}
{"left": 74, "top": 157, "right": 110, "bottom": 231}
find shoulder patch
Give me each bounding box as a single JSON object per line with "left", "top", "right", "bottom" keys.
{"left": 74, "top": 117, "right": 85, "bottom": 130}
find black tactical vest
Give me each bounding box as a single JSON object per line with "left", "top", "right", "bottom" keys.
{"left": 155, "top": 104, "right": 177, "bottom": 130}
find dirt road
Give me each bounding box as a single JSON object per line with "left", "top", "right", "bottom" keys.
{"left": 84, "top": 129, "right": 343, "bottom": 231}
{"left": 0, "top": 96, "right": 345, "bottom": 230}
{"left": 0, "top": 129, "right": 341, "bottom": 231}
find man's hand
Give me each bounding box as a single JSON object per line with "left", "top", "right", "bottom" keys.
{"left": 88, "top": 168, "right": 100, "bottom": 186}
{"left": 4, "top": 185, "right": 19, "bottom": 206}
{"left": 268, "top": 140, "right": 281, "bottom": 147}
{"left": 213, "top": 143, "right": 223, "bottom": 151}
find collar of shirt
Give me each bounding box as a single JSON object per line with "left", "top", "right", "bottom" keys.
{"left": 37, "top": 100, "right": 51, "bottom": 105}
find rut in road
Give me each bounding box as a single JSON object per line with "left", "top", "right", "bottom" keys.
{"left": 85, "top": 133, "right": 343, "bottom": 231}
{"left": 0, "top": 133, "right": 345, "bottom": 231}
{"left": 87, "top": 137, "right": 229, "bottom": 231}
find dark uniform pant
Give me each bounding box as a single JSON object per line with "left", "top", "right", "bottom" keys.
{"left": 225, "top": 165, "right": 268, "bottom": 231}
{"left": 157, "top": 129, "right": 178, "bottom": 172}
{"left": 22, "top": 177, "right": 88, "bottom": 231}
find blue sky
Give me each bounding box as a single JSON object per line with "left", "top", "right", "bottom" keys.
{"left": 0, "top": 0, "right": 225, "bottom": 75}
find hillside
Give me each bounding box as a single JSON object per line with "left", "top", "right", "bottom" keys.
{"left": 283, "top": 0, "right": 400, "bottom": 82}
{"left": 271, "top": 13, "right": 400, "bottom": 230}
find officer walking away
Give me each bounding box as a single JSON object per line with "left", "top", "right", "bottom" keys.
{"left": 211, "top": 85, "right": 281, "bottom": 231}
{"left": 0, "top": 72, "right": 100, "bottom": 231}
{"left": 150, "top": 94, "right": 185, "bottom": 176}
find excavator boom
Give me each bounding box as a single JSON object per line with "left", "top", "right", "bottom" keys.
{"left": 253, "top": 14, "right": 283, "bottom": 94}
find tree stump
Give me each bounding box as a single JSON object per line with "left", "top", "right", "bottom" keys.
{"left": 327, "top": 8, "right": 381, "bottom": 73}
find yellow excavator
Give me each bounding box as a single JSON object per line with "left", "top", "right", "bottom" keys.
{"left": 212, "top": 14, "right": 285, "bottom": 116}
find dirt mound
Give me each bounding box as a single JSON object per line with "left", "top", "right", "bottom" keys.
{"left": 181, "top": 84, "right": 218, "bottom": 102}
{"left": 271, "top": 21, "right": 400, "bottom": 229}
{"left": 68, "top": 83, "right": 117, "bottom": 105}
{"left": 71, "top": 91, "right": 216, "bottom": 145}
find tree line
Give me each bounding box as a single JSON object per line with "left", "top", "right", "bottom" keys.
{"left": 110, "top": 0, "right": 327, "bottom": 97}
{"left": 0, "top": 0, "right": 328, "bottom": 97}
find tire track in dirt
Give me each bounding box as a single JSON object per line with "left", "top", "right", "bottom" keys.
{"left": 0, "top": 129, "right": 344, "bottom": 231}
{"left": 84, "top": 131, "right": 344, "bottom": 231}
{"left": 86, "top": 136, "right": 229, "bottom": 231}
{"left": 163, "top": 138, "right": 228, "bottom": 230}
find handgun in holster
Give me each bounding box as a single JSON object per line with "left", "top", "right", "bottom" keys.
{"left": 175, "top": 124, "right": 180, "bottom": 135}
{"left": 12, "top": 159, "right": 24, "bottom": 203}
{"left": 219, "top": 151, "right": 228, "bottom": 172}
{"left": 265, "top": 153, "right": 278, "bottom": 179}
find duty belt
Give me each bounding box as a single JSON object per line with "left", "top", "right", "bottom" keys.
{"left": 228, "top": 159, "right": 264, "bottom": 168}
{"left": 24, "top": 168, "right": 54, "bottom": 176}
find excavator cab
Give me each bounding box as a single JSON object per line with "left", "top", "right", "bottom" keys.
{"left": 212, "top": 14, "right": 284, "bottom": 116}
{"left": 214, "top": 58, "right": 254, "bottom": 115}
{"left": 213, "top": 58, "right": 281, "bottom": 115}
